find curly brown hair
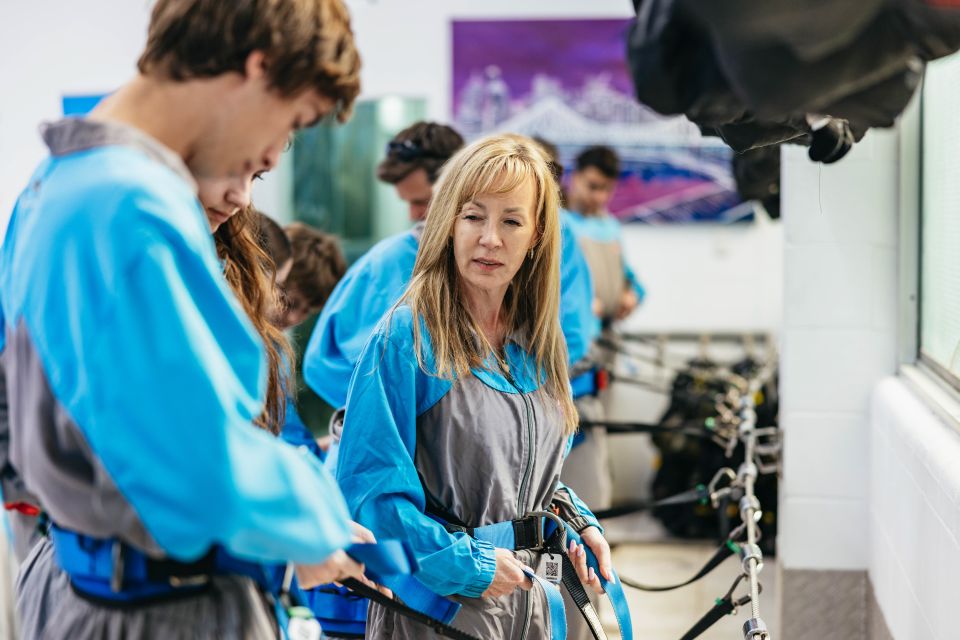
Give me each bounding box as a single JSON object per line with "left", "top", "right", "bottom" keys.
{"left": 138, "top": 0, "right": 361, "bottom": 121}
{"left": 215, "top": 206, "right": 295, "bottom": 435}
{"left": 284, "top": 223, "right": 347, "bottom": 311}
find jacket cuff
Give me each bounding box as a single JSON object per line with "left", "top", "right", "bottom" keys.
{"left": 460, "top": 539, "right": 497, "bottom": 598}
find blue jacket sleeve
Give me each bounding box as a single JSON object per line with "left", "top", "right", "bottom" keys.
{"left": 72, "top": 230, "right": 352, "bottom": 563}
{"left": 304, "top": 258, "right": 407, "bottom": 409}
{"left": 624, "top": 260, "right": 646, "bottom": 302}
{"left": 336, "top": 313, "right": 497, "bottom": 598}
{"left": 559, "top": 222, "right": 598, "bottom": 367}
{"left": 303, "top": 266, "right": 372, "bottom": 409}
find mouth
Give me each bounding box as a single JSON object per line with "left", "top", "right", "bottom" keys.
{"left": 472, "top": 258, "right": 504, "bottom": 271}
{"left": 207, "top": 208, "right": 235, "bottom": 226}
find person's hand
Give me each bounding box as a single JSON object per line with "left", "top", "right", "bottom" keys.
{"left": 481, "top": 548, "right": 533, "bottom": 599}
{"left": 350, "top": 521, "right": 376, "bottom": 543}
{"left": 591, "top": 297, "right": 603, "bottom": 318}
{"left": 296, "top": 550, "right": 366, "bottom": 589}
{"left": 566, "top": 527, "right": 612, "bottom": 595}
{"left": 615, "top": 289, "right": 638, "bottom": 320}
{"left": 316, "top": 434, "right": 334, "bottom": 452}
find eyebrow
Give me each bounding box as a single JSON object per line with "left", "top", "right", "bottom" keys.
{"left": 504, "top": 207, "right": 527, "bottom": 213}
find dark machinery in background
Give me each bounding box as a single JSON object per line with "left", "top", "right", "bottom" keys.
{"left": 651, "top": 357, "right": 779, "bottom": 556}
{"left": 627, "top": 0, "right": 960, "bottom": 218}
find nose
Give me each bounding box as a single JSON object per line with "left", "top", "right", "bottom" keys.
{"left": 225, "top": 178, "right": 252, "bottom": 211}
{"left": 478, "top": 219, "right": 502, "bottom": 249}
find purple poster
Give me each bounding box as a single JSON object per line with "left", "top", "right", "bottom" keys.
{"left": 452, "top": 19, "right": 753, "bottom": 224}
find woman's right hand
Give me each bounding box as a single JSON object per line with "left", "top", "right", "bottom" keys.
{"left": 481, "top": 548, "right": 533, "bottom": 599}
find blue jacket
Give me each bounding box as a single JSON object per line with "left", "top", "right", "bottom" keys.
{"left": 336, "top": 306, "right": 599, "bottom": 598}
{"left": 563, "top": 210, "right": 646, "bottom": 302}
{"left": 0, "top": 118, "right": 351, "bottom": 564}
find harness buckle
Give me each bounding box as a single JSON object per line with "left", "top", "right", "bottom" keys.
{"left": 169, "top": 574, "right": 211, "bottom": 588}
{"left": 110, "top": 540, "right": 124, "bottom": 593}
{"left": 525, "top": 511, "right": 567, "bottom": 551}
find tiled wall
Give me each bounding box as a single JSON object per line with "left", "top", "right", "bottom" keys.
{"left": 780, "top": 131, "right": 900, "bottom": 572}
{"left": 779, "top": 130, "right": 901, "bottom": 635}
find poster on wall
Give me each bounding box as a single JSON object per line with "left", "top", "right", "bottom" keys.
{"left": 452, "top": 19, "right": 754, "bottom": 224}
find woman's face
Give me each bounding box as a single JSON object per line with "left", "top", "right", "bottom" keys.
{"left": 452, "top": 177, "right": 538, "bottom": 300}
{"left": 197, "top": 171, "right": 263, "bottom": 232}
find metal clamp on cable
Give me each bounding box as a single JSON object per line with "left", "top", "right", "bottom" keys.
{"left": 738, "top": 543, "right": 763, "bottom": 575}
{"left": 739, "top": 495, "right": 761, "bottom": 523}
{"left": 743, "top": 616, "right": 770, "bottom": 639}
{"left": 737, "top": 461, "right": 758, "bottom": 484}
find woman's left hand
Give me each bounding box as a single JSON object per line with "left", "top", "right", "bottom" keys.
{"left": 565, "top": 526, "right": 612, "bottom": 595}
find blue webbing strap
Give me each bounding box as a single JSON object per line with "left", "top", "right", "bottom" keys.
{"left": 49, "top": 524, "right": 285, "bottom": 602}
{"left": 470, "top": 520, "right": 566, "bottom": 640}
{"left": 523, "top": 568, "right": 568, "bottom": 640}
{"left": 562, "top": 524, "right": 634, "bottom": 640}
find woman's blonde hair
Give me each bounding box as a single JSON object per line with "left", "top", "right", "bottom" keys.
{"left": 400, "top": 134, "right": 577, "bottom": 434}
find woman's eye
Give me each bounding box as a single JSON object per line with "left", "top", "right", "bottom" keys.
{"left": 505, "top": 219, "right": 522, "bottom": 227}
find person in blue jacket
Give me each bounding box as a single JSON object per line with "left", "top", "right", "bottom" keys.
{"left": 1, "top": 2, "right": 366, "bottom": 637}
{"left": 303, "top": 130, "right": 597, "bottom": 422}
{"left": 565, "top": 145, "right": 646, "bottom": 323}
{"left": 560, "top": 146, "right": 650, "bottom": 518}
{"left": 336, "top": 134, "right": 613, "bottom": 639}
{"left": 303, "top": 121, "right": 465, "bottom": 410}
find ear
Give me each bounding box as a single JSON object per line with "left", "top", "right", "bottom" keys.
{"left": 243, "top": 50, "right": 268, "bottom": 83}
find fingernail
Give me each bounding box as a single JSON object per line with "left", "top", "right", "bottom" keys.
{"left": 588, "top": 567, "right": 595, "bottom": 582}
{"left": 569, "top": 540, "right": 576, "bottom": 554}
{"left": 578, "top": 545, "right": 585, "bottom": 557}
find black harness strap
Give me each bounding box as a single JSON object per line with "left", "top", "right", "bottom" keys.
{"left": 619, "top": 539, "right": 740, "bottom": 593}
{"left": 340, "top": 578, "right": 481, "bottom": 640}
{"left": 579, "top": 419, "right": 711, "bottom": 439}
{"left": 591, "top": 485, "right": 709, "bottom": 520}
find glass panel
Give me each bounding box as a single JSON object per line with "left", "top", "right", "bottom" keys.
{"left": 920, "top": 53, "right": 960, "bottom": 385}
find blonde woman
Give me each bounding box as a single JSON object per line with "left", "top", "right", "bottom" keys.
{"left": 336, "top": 135, "right": 614, "bottom": 639}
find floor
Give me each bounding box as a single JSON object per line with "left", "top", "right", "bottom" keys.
{"left": 597, "top": 513, "right": 780, "bottom": 640}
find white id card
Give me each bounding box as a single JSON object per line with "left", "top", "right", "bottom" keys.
{"left": 287, "top": 617, "right": 322, "bottom": 640}
{"left": 537, "top": 552, "right": 563, "bottom": 584}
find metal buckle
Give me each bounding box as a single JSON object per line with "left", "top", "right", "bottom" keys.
{"left": 168, "top": 574, "right": 211, "bottom": 588}
{"left": 110, "top": 540, "right": 124, "bottom": 593}
{"left": 525, "top": 511, "right": 567, "bottom": 550}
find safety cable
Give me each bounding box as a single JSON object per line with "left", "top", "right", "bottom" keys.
{"left": 679, "top": 574, "right": 761, "bottom": 640}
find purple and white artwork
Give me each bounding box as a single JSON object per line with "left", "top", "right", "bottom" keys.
{"left": 452, "top": 19, "right": 754, "bottom": 224}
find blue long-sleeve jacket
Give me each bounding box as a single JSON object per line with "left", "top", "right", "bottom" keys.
{"left": 0, "top": 118, "right": 351, "bottom": 563}
{"left": 335, "top": 306, "right": 600, "bottom": 597}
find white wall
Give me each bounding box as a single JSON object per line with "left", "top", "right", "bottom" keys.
{"left": 0, "top": 2, "right": 151, "bottom": 235}
{"left": 778, "top": 130, "right": 900, "bottom": 573}
{"left": 0, "top": 1, "right": 292, "bottom": 237}
{"left": 869, "top": 377, "right": 960, "bottom": 639}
